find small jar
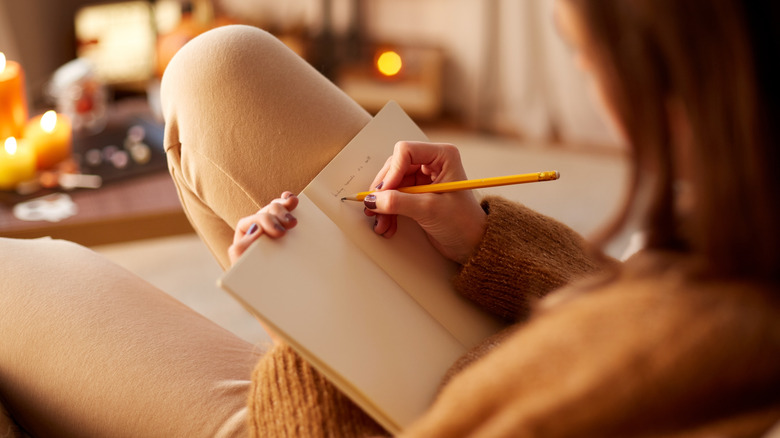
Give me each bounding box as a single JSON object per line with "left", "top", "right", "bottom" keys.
{"left": 47, "top": 58, "right": 109, "bottom": 134}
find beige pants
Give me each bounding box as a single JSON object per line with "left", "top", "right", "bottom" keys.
{"left": 0, "top": 25, "right": 370, "bottom": 437}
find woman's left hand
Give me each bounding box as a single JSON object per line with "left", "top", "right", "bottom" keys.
{"left": 228, "top": 192, "right": 299, "bottom": 265}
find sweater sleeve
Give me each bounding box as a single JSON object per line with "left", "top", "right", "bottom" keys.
{"left": 453, "top": 196, "right": 614, "bottom": 322}
{"left": 401, "top": 270, "right": 780, "bottom": 438}
{"left": 247, "top": 343, "right": 387, "bottom": 438}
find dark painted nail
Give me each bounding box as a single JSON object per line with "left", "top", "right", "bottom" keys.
{"left": 283, "top": 192, "right": 296, "bottom": 199}
{"left": 246, "top": 223, "right": 259, "bottom": 236}
{"left": 364, "top": 194, "right": 377, "bottom": 210}
{"left": 285, "top": 213, "right": 296, "bottom": 222}
{"left": 375, "top": 181, "right": 384, "bottom": 190}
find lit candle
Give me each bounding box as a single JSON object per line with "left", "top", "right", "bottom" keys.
{"left": 0, "top": 137, "right": 36, "bottom": 190}
{"left": 24, "top": 110, "right": 73, "bottom": 169}
{"left": 0, "top": 52, "right": 29, "bottom": 140}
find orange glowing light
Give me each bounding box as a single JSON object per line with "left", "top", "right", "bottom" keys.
{"left": 376, "top": 50, "right": 402, "bottom": 77}
{"left": 41, "top": 110, "right": 58, "bottom": 133}
{"left": 5, "top": 137, "right": 17, "bottom": 155}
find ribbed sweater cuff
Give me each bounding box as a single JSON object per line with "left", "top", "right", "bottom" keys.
{"left": 453, "top": 196, "right": 607, "bottom": 321}
{"left": 248, "top": 343, "right": 386, "bottom": 437}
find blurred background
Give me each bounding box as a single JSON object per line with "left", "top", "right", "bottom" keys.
{"left": 0, "top": 0, "right": 619, "bottom": 144}
{"left": 0, "top": 0, "right": 629, "bottom": 344}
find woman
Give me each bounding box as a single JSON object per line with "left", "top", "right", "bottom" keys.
{"left": 1, "top": 0, "right": 777, "bottom": 437}
{"left": 228, "top": 0, "right": 780, "bottom": 436}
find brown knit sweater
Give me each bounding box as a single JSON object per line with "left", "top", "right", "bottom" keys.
{"left": 247, "top": 196, "right": 780, "bottom": 437}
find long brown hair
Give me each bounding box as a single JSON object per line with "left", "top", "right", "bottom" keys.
{"left": 569, "top": 0, "right": 780, "bottom": 282}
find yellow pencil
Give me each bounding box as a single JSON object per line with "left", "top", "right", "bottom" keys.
{"left": 340, "top": 170, "right": 560, "bottom": 201}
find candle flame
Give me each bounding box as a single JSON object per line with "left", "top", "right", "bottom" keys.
{"left": 376, "top": 50, "right": 402, "bottom": 77}
{"left": 41, "top": 110, "right": 58, "bottom": 133}
{"left": 0, "top": 52, "right": 6, "bottom": 73}
{"left": 4, "top": 137, "right": 17, "bottom": 155}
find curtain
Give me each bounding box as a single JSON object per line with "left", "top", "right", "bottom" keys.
{"left": 478, "top": 0, "right": 620, "bottom": 148}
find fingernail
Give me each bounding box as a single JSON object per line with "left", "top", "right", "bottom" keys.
{"left": 375, "top": 181, "right": 384, "bottom": 190}
{"left": 364, "top": 194, "right": 377, "bottom": 210}
{"left": 283, "top": 192, "right": 296, "bottom": 199}
{"left": 285, "top": 213, "right": 296, "bottom": 222}
{"left": 373, "top": 219, "right": 378, "bottom": 229}
{"left": 246, "top": 223, "right": 259, "bottom": 236}
{"left": 273, "top": 218, "right": 286, "bottom": 232}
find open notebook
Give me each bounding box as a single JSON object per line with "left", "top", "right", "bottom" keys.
{"left": 218, "top": 101, "right": 504, "bottom": 434}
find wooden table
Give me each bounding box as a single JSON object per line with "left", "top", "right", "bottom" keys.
{"left": 0, "top": 169, "right": 193, "bottom": 247}
{"left": 1, "top": 98, "right": 195, "bottom": 246}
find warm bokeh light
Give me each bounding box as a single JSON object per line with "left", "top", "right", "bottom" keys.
{"left": 5, "top": 137, "right": 17, "bottom": 155}
{"left": 41, "top": 110, "right": 58, "bottom": 133}
{"left": 0, "top": 52, "right": 6, "bottom": 73}
{"left": 376, "top": 50, "right": 402, "bottom": 77}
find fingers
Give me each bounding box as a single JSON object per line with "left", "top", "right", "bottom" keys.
{"left": 383, "top": 141, "right": 464, "bottom": 189}
{"left": 228, "top": 192, "right": 299, "bottom": 265}
{"left": 364, "top": 141, "right": 467, "bottom": 240}
{"left": 233, "top": 193, "right": 298, "bottom": 238}
{"left": 228, "top": 222, "right": 261, "bottom": 264}
{"left": 363, "top": 190, "right": 434, "bottom": 228}
{"left": 257, "top": 199, "right": 299, "bottom": 237}
{"left": 370, "top": 141, "right": 463, "bottom": 191}
{"left": 362, "top": 188, "right": 486, "bottom": 263}
{"left": 372, "top": 212, "right": 397, "bottom": 238}
{"left": 368, "top": 156, "right": 393, "bottom": 192}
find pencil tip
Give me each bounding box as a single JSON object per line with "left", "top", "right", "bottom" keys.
{"left": 340, "top": 197, "right": 346, "bottom": 202}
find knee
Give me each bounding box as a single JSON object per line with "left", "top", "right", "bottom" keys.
{"left": 160, "top": 25, "right": 291, "bottom": 113}
{"left": 159, "top": 24, "right": 312, "bottom": 163}
{"left": 159, "top": 25, "right": 282, "bottom": 178}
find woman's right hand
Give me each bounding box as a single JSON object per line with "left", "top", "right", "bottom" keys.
{"left": 363, "top": 141, "right": 487, "bottom": 264}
